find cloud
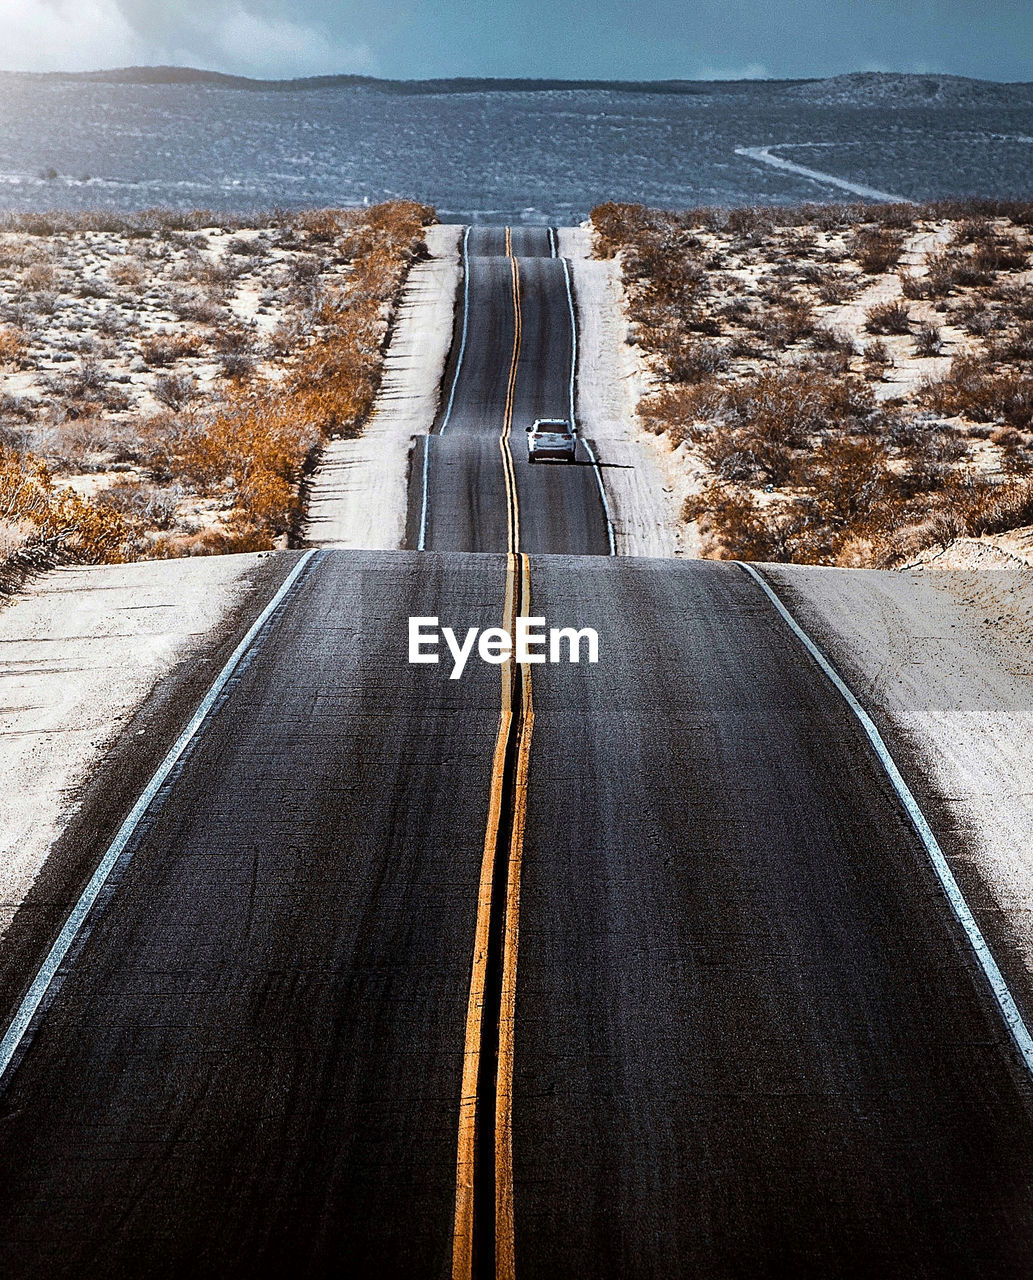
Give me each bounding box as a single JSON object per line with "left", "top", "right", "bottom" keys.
{"left": 0, "top": 0, "right": 376, "bottom": 78}
{"left": 0, "top": 0, "right": 146, "bottom": 72}
{"left": 691, "top": 62, "right": 771, "bottom": 81}
{"left": 207, "top": 10, "right": 374, "bottom": 78}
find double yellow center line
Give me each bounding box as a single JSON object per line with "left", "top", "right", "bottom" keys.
{"left": 452, "top": 229, "right": 534, "bottom": 1280}
{"left": 499, "top": 227, "right": 523, "bottom": 557}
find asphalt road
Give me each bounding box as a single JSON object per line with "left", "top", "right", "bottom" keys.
{"left": 407, "top": 226, "right": 612, "bottom": 557}
{"left": 2, "top": 229, "right": 1033, "bottom": 1279}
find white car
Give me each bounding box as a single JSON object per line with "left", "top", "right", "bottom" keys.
{"left": 526, "top": 418, "right": 577, "bottom": 463}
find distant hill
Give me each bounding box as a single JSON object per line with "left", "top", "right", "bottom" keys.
{"left": 783, "top": 71, "right": 1033, "bottom": 108}
{"left": 16, "top": 65, "right": 813, "bottom": 96}
{"left": 8, "top": 66, "right": 1033, "bottom": 106}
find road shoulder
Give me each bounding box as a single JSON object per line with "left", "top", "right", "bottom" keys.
{"left": 0, "top": 550, "right": 306, "bottom": 1020}
{"left": 768, "top": 563, "right": 1033, "bottom": 1014}
{"left": 303, "top": 223, "right": 463, "bottom": 550}
{"left": 559, "top": 224, "right": 684, "bottom": 558}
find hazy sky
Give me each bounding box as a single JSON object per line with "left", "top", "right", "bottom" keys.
{"left": 3, "top": 0, "right": 1030, "bottom": 82}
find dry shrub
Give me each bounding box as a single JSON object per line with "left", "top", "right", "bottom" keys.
{"left": 0, "top": 445, "right": 130, "bottom": 574}
{"left": 682, "top": 426, "right": 1010, "bottom": 568}
{"left": 663, "top": 339, "right": 727, "bottom": 384}
{"left": 865, "top": 300, "right": 911, "bottom": 334}
{"left": 960, "top": 477, "right": 1033, "bottom": 534}
{"left": 97, "top": 479, "right": 183, "bottom": 528}
{"left": 645, "top": 367, "right": 875, "bottom": 486}
{"left": 590, "top": 202, "right": 657, "bottom": 259}
{"left": 593, "top": 198, "right": 1033, "bottom": 567}
{"left": 817, "top": 273, "right": 856, "bottom": 304}
{"left": 153, "top": 373, "right": 199, "bottom": 410}
{"left": 162, "top": 394, "right": 318, "bottom": 538}
{"left": 297, "top": 210, "right": 343, "bottom": 244}
{"left": 994, "top": 324, "right": 1033, "bottom": 363}
{"left": 284, "top": 201, "right": 431, "bottom": 435}
{"left": 147, "top": 526, "right": 271, "bottom": 557}
{"left": 109, "top": 260, "right": 146, "bottom": 288}
{"left": 21, "top": 262, "right": 55, "bottom": 292}
{"left": 914, "top": 323, "right": 943, "bottom": 357}
{"left": 137, "top": 200, "right": 433, "bottom": 545}
{"left": 921, "top": 355, "right": 1033, "bottom": 427}
{"left": 952, "top": 217, "right": 995, "bottom": 246}
{"left": 171, "top": 290, "right": 226, "bottom": 325}
{"left": 1, "top": 201, "right": 436, "bottom": 576}
{"left": 853, "top": 228, "right": 904, "bottom": 274}
{"left": 990, "top": 283, "right": 1033, "bottom": 323}
{"left": 811, "top": 325, "right": 855, "bottom": 355}
{"left": 140, "top": 331, "right": 204, "bottom": 367}
{"left": 862, "top": 340, "right": 892, "bottom": 376}
{"left": 925, "top": 248, "right": 993, "bottom": 295}
{"left": 877, "top": 475, "right": 1033, "bottom": 565}
{"left": 267, "top": 319, "right": 302, "bottom": 357}
{"left": 973, "top": 236, "right": 1028, "bottom": 273}
{"left": 898, "top": 270, "right": 927, "bottom": 300}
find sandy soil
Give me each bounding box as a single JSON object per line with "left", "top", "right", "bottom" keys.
{"left": 303, "top": 223, "right": 462, "bottom": 549}
{"left": 773, "top": 563, "right": 1033, "bottom": 983}
{"left": 0, "top": 552, "right": 268, "bottom": 937}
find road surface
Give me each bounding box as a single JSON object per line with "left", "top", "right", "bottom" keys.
{"left": 1, "top": 228, "right": 1032, "bottom": 1279}
{"left": 407, "top": 227, "right": 613, "bottom": 557}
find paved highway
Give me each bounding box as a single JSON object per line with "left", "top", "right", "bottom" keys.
{"left": 407, "top": 227, "right": 613, "bottom": 557}
{"left": 1, "top": 228, "right": 1032, "bottom": 1278}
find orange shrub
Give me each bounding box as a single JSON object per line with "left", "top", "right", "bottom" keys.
{"left": 0, "top": 326, "right": 26, "bottom": 365}
{"left": 0, "top": 446, "right": 130, "bottom": 572}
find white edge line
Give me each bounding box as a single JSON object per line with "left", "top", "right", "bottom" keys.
{"left": 560, "top": 253, "right": 616, "bottom": 557}
{"left": 737, "top": 560, "right": 1033, "bottom": 1075}
{"left": 417, "top": 224, "right": 471, "bottom": 550}
{"left": 0, "top": 548, "right": 319, "bottom": 1084}
{"left": 420, "top": 225, "right": 471, "bottom": 551}
{"left": 582, "top": 439, "right": 616, "bottom": 558}
{"left": 417, "top": 433, "right": 430, "bottom": 552}
{"left": 438, "top": 225, "right": 471, "bottom": 436}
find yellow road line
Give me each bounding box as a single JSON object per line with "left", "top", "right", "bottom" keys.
{"left": 452, "top": 551, "right": 519, "bottom": 1280}
{"left": 494, "top": 552, "right": 534, "bottom": 1280}
{"left": 453, "top": 228, "right": 533, "bottom": 1280}
{"left": 499, "top": 236, "right": 522, "bottom": 555}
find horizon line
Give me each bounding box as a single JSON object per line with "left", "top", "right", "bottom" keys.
{"left": 0, "top": 65, "right": 1028, "bottom": 90}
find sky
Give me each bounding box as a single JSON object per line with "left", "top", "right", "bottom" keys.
{"left": 2, "top": 0, "right": 1030, "bottom": 82}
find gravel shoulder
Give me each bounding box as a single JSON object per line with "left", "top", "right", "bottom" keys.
{"left": 770, "top": 563, "right": 1033, "bottom": 1004}
{"left": 303, "top": 223, "right": 462, "bottom": 549}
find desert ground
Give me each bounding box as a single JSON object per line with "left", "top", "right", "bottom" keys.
{"left": 589, "top": 199, "right": 1033, "bottom": 567}
{"left": 0, "top": 201, "right": 431, "bottom": 583}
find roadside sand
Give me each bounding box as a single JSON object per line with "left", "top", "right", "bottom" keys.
{"left": 0, "top": 553, "right": 267, "bottom": 937}
{"left": 559, "top": 226, "right": 684, "bottom": 557}
{"left": 303, "top": 223, "right": 462, "bottom": 549}
{"left": 772, "top": 563, "right": 1033, "bottom": 981}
